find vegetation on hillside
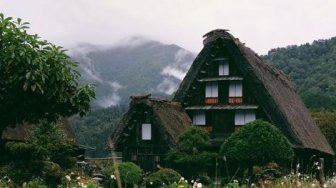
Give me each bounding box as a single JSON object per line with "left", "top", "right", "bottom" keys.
{"left": 70, "top": 105, "right": 127, "bottom": 157}
{"left": 264, "top": 38, "right": 336, "bottom": 109}
{"left": 312, "top": 111, "right": 336, "bottom": 152}
{"left": 71, "top": 41, "right": 194, "bottom": 108}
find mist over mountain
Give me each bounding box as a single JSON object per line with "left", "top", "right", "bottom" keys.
{"left": 70, "top": 36, "right": 195, "bottom": 108}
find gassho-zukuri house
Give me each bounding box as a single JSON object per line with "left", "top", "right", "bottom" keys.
{"left": 110, "top": 29, "right": 334, "bottom": 172}
{"left": 110, "top": 95, "right": 191, "bottom": 171}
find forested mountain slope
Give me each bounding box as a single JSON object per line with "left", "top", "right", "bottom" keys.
{"left": 70, "top": 37, "right": 195, "bottom": 108}
{"left": 70, "top": 106, "right": 127, "bottom": 157}
{"left": 264, "top": 37, "right": 336, "bottom": 109}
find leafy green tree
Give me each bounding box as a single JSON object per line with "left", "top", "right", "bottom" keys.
{"left": 118, "top": 162, "right": 143, "bottom": 187}
{"left": 312, "top": 111, "right": 336, "bottom": 152}
{"left": 0, "top": 13, "right": 95, "bottom": 133}
{"left": 165, "top": 127, "right": 217, "bottom": 178}
{"left": 3, "top": 121, "right": 74, "bottom": 185}
{"left": 220, "top": 120, "right": 294, "bottom": 175}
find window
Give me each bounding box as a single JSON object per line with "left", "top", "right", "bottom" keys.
{"left": 219, "top": 61, "right": 229, "bottom": 76}
{"left": 229, "top": 81, "right": 242, "bottom": 97}
{"left": 205, "top": 82, "right": 218, "bottom": 98}
{"left": 235, "top": 110, "right": 256, "bottom": 125}
{"left": 192, "top": 111, "right": 206, "bottom": 125}
{"left": 142, "top": 123, "right": 151, "bottom": 140}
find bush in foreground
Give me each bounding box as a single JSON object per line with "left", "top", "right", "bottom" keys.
{"left": 220, "top": 120, "right": 294, "bottom": 176}
{"left": 144, "top": 168, "right": 181, "bottom": 187}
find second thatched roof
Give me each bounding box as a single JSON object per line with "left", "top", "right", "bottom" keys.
{"left": 110, "top": 95, "right": 191, "bottom": 150}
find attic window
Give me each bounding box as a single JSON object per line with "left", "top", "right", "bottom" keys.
{"left": 219, "top": 61, "right": 229, "bottom": 76}
{"left": 142, "top": 123, "right": 151, "bottom": 140}
{"left": 192, "top": 111, "right": 206, "bottom": 125}
{"left": 235, "top": 110, "right": 255, "bottom": 126}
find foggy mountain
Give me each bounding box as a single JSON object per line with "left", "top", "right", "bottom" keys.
{"left": 70, "top": 36, "right": 195, "bottom": 108}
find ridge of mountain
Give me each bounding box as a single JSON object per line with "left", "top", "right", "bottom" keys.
{"left": 70, "top": 37, "right": 195, "bottom": 108}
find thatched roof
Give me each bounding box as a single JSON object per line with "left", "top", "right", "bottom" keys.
{"left": 1, "top": 117, "right": 76, "bottom": 142}
{"left": 110, "top": 95, "right": 191, "bottom": 150}
{"left": 174, "top": 29, "right": 334, "bottom": 155}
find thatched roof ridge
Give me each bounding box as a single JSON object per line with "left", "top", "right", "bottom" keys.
{"left": 110, "top": 95, "right": 191, "bottom": 150}
{"left": 173, "top": 29, "right": 334, "bottom": 155}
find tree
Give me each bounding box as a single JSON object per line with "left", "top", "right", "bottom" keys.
{"left": 220, "top": 120, "right": 294, "bottom": 175}
{"left": 165, "top": 127, "right": 217, "bottom": 178}
{"left": 312, "top": 111, "right": 336, "bottom": 152}
{"left": 3, "top": 121, "right": 74, "bottom": 185}
{"left": 0, "top": 13, "right": 95, "bottom": 132}
{"left": 118, "top": 162, "right": 143, "bottom": 187}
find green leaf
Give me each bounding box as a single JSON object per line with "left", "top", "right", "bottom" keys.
{"left": 31, "top": 84, "right": 36, "bottom": 92}
{"left": 25, "top": 72, "right": 31, "bottom": 79}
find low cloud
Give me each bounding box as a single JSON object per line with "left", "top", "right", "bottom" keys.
{"left": 70, "top": 45, "right": 123, "bottom": 107}
{"left": 157, "top": 78, "right": 179, "bottom": 95}
{"left": 161, "top": 66, "right": 186, "bottom": 81}
{"left": 96, "top": 92, "right": 121, "bottom": 108}
{"left": 157, "top": 49, "right": 195, "bottom": 95}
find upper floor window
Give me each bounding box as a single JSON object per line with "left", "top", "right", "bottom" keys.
{"left": 229, "top": 81, "right": 242, "bottom": 97}
{"left": 234, "top": 110, "right": 256, "bottom": 126}
{"left": 192, "top": 111, "right": 206, "bottom": 125}
{"left": 219, "top": 60, "right": 229, "bottom": 76}
{"left": 205, "top": 82, "right": 218, "bottom": 104}
{"left": 142, "top": 123, "right": 152, "bottom": 140}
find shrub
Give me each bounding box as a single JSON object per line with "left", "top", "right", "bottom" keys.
{"left": 144, "top": 168, "right": 181, "bottom": 186}
{"left": 220, "top": 120, "right": 294, "bottom": 172}
{"left": 41, "top": 161, "right": 64, "bottom": 185}
{"left": 165, "top": 127, "right": 217, "bottom": 178}
{"left": 24, "top": 178, "right": 48, "bottom": 188}
{"left": 119, "top": 162, "right": 143, "bottom": 186}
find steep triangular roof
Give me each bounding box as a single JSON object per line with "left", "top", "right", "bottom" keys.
{"left": 174, "top": 29, "right": 334, "bottom": 155}
{"left": 111, "top": 95, "right": 191, "bottom": 150}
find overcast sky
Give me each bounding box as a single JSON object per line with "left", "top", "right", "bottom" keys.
{"left": 1, "top": 0, "right": 336, "bottom": 54}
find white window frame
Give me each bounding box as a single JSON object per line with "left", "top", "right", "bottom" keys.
{"left": 229, "top": 81, "right": 243, "bottom": 97}
{"left": 205, "top": 82, "right": 218, "bottom": 98}
{"left": 219, "top": 61, "right": 229, "bottom": 76}
{"left": 141, "top": 123, "right": 152, "bottom": 140}
{"left": 235, "top": 110, "right": 256, "bottom": 125}
{"left": 192, "top": 111, "right": 206, "bottom": 125}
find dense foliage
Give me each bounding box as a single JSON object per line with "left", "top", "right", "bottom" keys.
{"left": 311, "top": 111, "right": 336, "bottom": 152}
{"left": 165, "top": 127, "right": 217, "bottom": 178}
{"left": 70, "top": 105, "right": 127, "bottom": 157}
{"left": 0, "top": 14, "right": 95, "bottom": 187}
{"left": 118, "top": 162, "right": 143, "bottom": 187}
{"left": 264, "top": 38, "right": 336, "bottom": 109}
{"left": 220, "top": 120, "right": 294, "bottom": 168}
{"left": 2, "top": 121, "right": 74, "bottom": 185}
{"left": 0, "top": 13, "right": 95, "bottom": 130}
{"left": 143, "top": 168, "right": 181, "bottom": 187}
